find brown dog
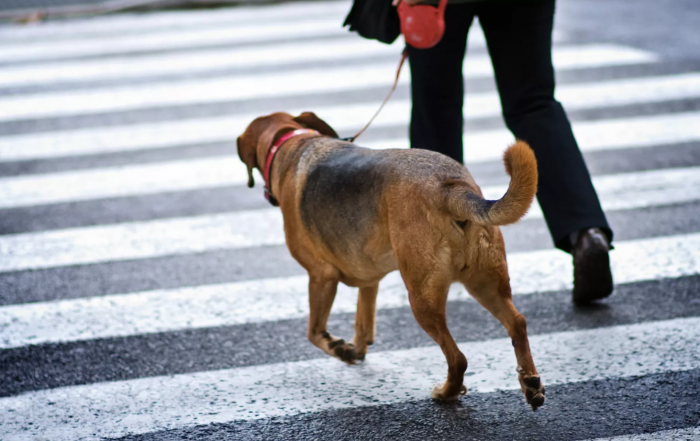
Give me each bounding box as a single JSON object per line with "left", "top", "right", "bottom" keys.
{"left": 237, "top": 111, "right": 545, "bottom": 410}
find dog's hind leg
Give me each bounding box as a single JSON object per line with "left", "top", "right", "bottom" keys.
{"left": 306, "top": 265, "right": 358, "bottom": 364}
{"left": 352, "top": 284, "right": 379, "bottom": 361}
{"left": 465, "top": 276, "right": 545, "bottom": 410}
{"left": 401, "top": 267, "right": 468, "bottom": 402}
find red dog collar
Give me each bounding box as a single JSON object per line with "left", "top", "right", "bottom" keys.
{"left": 263, "top": 128, "right": 320, "bottom": 206}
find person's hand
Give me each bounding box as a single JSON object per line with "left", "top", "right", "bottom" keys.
{"left": 392, "top": 0, "right": 423, "bottom": 6}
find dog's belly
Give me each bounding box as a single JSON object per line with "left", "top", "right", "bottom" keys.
{"left": 335, "top": 251, "right": 399, "bottom": 288}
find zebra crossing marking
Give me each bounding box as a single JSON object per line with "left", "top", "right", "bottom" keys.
{"left": 0, "top": 1, "right": 354, "bottom": 42}
{"left": 373, "top": 111, "right": 700, "bottom": 161}
{"left": 0, "top": 38, "right": 402, "bottom": 88}
{"left": 0, "top": 166, "right": 698, "bottom": 272}
{"left": 1, "top": 232, "right": 698, "bottom": 349}
{"left": 0, "top": 45, "right": 655, "bottom": 123}
{"left": 2, "top": 105, "right": 697, "bottom": 166}
{"left": 0, "top": 19, "right": 346, "bottom": 63}
{"left": 0, "top": 147, "right": 698, "bottom": 211}
{"left": 1, "top": 317, "right": 698, "bottom": 441}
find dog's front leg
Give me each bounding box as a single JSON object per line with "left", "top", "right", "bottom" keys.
{"left": 307, "top": 266, "right": 358, "bottom": 364}
{"left": 352, "top": 284, "right": 379, "bottom": 361}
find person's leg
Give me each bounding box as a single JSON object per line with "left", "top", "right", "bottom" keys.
{"left": 477, "top": 0, "right": 613, "bottom": 303}
{"left": 406, "top": 4, "right": 475, "bottom": 163}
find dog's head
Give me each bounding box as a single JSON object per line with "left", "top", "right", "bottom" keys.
{"left": 237, "top": 112, "right": 338, "bottom": 188}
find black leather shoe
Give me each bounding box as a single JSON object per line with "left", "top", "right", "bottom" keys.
{"left": 572, "top": 228, "right": 614, "bottom": 305}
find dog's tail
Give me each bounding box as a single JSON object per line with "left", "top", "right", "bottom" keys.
{"left": 442, "top": 141, "right": 538, "bottom": 226}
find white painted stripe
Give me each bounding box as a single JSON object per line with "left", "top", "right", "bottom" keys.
{"left": 1, "top": 317, "right": 698, "bottom": 441}
{"left": 374, "top": 111, "right": 700, "bottom": 163}
{"left": 0, "top": 38, "right": 402, "bottom": 88}
{"left": 589, "top": 427, "right": 700, "bottom": 441}
{"left": 0, "top": 166, "right": 698, "bottom": 273}
{"left": 0, "top": 16, "right": 499, "bottom": 66}
{"left": 489, "top": 166, "right": 700, "bottom": 219}
{"left": 0, "top": 14, "right": 549, "bottom": 64}
{"left": 0, "top": 18, "right": 347, "bottom": 63}
{"left": 555, "top": 71, "right": 700, "bottom": 111}
{"left": 0, "top": 20, "right": 567, "bottom": 88}
{"left": 0, "top": 75, "right": 692, "bottom": 164}
{"left": 0, "top": 210, "right": 285, "bottom": 273}
{"left": 0, "top": 1, "right": 354, "bottom": 42}
{"left": 0, "top": 42, "right": 677, "bottom": 108}
{"left": 0, "top": 156, "right": 252, "bottom": 209}
{"left": 0, "top": 45, "right": 654, "bottom": 123}
{"left": 0, "top": 117, "right": 698, "bottom": 211}
{"left": 1, "top": 232, "right": 698, "bottom": 349}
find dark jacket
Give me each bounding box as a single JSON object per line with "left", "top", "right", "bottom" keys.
{"left": 343, "top": 0, "right": 401, "bottom": 44}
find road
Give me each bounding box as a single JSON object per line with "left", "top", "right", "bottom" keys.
{"left": 0, "top": 0, "right": 699, "bottom": 440}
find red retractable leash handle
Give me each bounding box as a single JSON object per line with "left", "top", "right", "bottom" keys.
{"left": 397, "top": 0, "right": 448, "bottom": 49}
{"left": 344, "top": 0, "right": 447, "bottom": 143}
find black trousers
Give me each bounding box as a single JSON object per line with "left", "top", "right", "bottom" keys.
{"left": 406, "top": 0, "right": 612, "bottom": 252}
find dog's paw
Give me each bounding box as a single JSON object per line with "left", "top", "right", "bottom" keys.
{"left": 328, "top": 339, "right": 357, "bottom": 365}
{"left": 520, "top": 374, "right": 545, "bottom": 410}
{"left": 351, "top": 337, "right": 373, "bottom": 362}
{"left": 431, "top": 383, "right": 467, "bottom": 402}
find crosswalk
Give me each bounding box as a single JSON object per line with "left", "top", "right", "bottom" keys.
{"left": 3, "top": 318, "right": 698, "bottom": 441}
{"left": 0, "top": 1, "right": 698, "bottom": 440}
{"left": 2, "top": 233, "right": 699, "bottom": 350}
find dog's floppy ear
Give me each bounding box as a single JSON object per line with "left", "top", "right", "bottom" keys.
{"left": 294, "top": 112, "right": 339, "bottom": 138}
{"left": 237, "top": 135, "right": 256, "bottom": 188}
{"left": 252, "top": 123, "right": 299, "bottom": 185}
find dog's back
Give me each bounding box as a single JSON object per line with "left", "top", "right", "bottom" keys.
{"left": 298, "top": 139, "right": 471, "bottom": 260}
{"left": 297, "top": 138, "right": 536, "bottom": 258}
